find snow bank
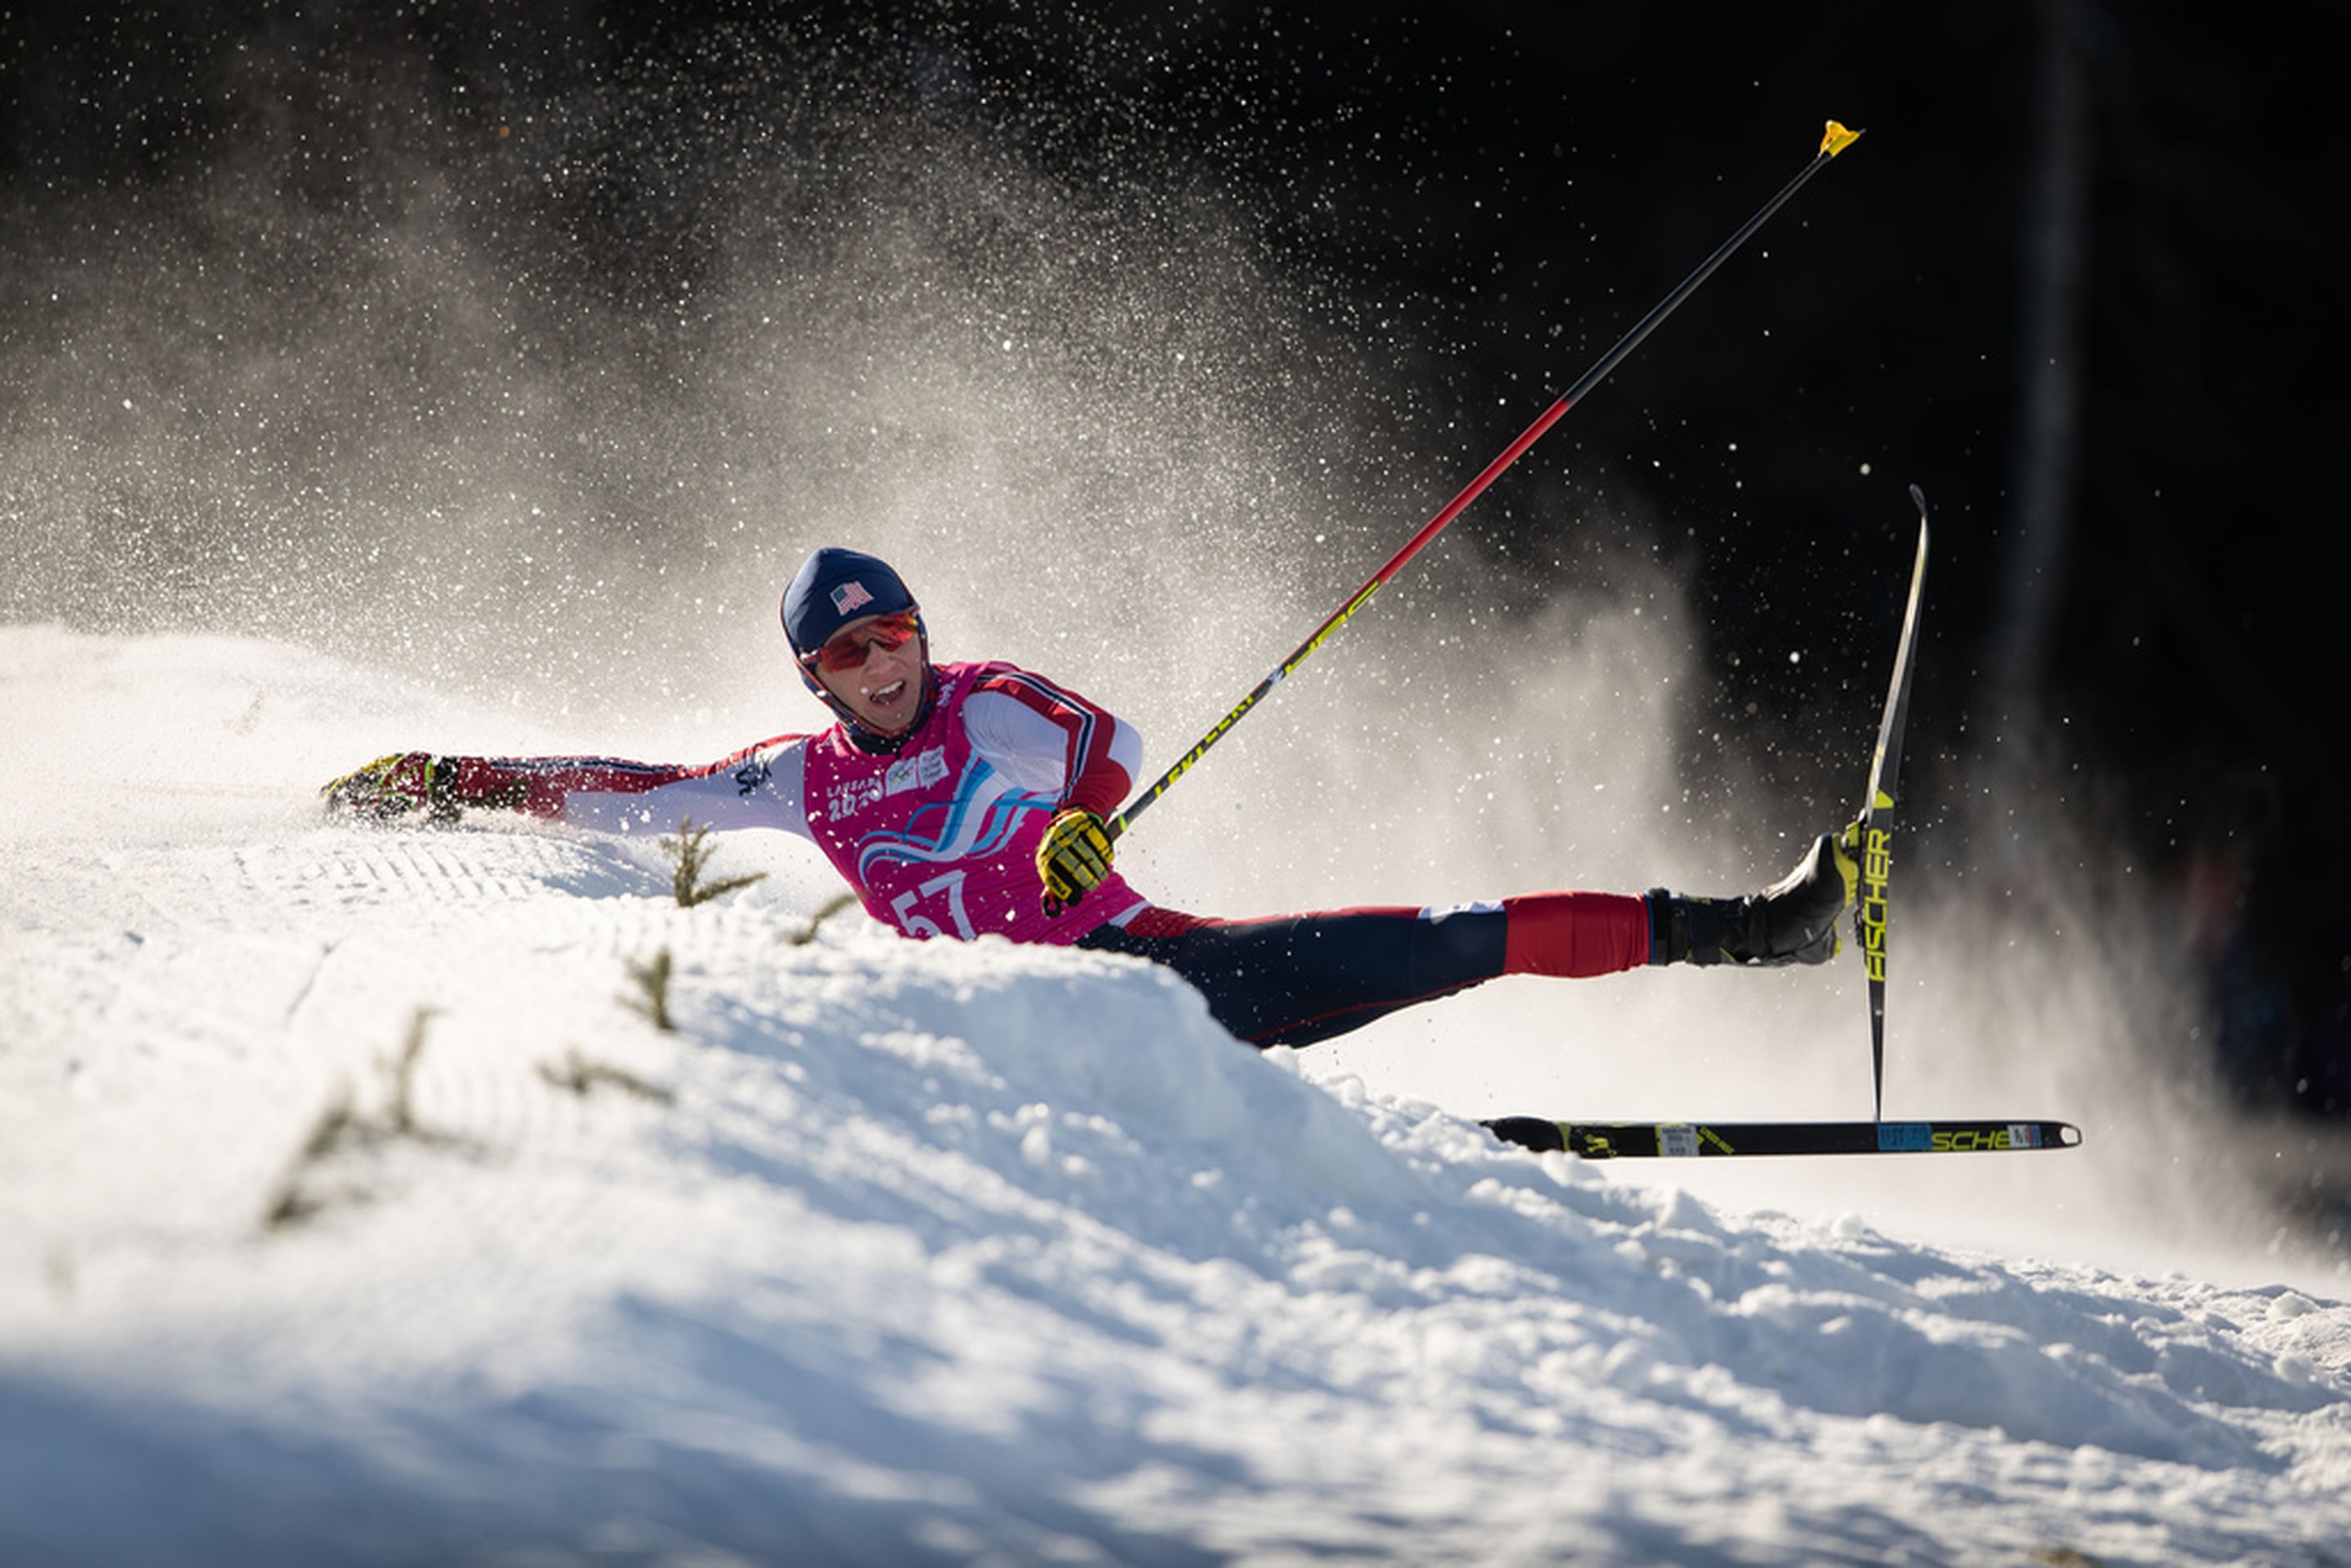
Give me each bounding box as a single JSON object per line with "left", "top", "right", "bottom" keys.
{"left": 3, "top": 626, "right": 2349, "bottom": 1565}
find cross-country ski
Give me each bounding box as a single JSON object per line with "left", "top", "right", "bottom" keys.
{"left": 1482, "top": 1117, "right": 2086, "bottom": 1160}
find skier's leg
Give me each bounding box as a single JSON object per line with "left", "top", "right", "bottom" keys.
{"left": 1080, "top": 833, "right": 1853, "bottom": 1048}
{"left": 1084, "top": 893, "right": 1647, "bottom": 1047}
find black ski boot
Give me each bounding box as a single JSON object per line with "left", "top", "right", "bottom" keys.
{"left": 1648, "top": 830, "right": 1857, "bottom": 966}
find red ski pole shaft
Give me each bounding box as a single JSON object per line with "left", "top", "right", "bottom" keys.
{"left": 1108, "top": 121, "right": 1862, "bottom": 843}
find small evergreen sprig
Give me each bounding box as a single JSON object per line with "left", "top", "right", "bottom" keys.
{"left": 261, "top": 1008, "right": 451, "bottom": 1232}
{"left": 539, "top": 1048, "right": 674, "bottom": 1104}
{"left": 623, "top": 948, "right": 675, "bottom": 1032}
{"left": 661, "top": 816, "right": 765, "bottom": 907}
{"left": 783, "top": 891, "right": 859, "bottom": 946}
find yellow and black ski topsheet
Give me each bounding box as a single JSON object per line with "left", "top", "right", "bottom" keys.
{"left": 1482, "top": 1117, "right": 2083, "bottom": 1159}
{"left": 1855, "top": 487, "right": 1931, "bottom": 1117}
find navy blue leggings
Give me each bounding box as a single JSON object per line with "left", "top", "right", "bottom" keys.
{"left": 1076, "top": 907, "right": 1509, "bottom": 1048}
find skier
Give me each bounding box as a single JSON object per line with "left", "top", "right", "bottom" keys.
{"left": 323, "top": 546, "right": 1856, "bottom": 1048}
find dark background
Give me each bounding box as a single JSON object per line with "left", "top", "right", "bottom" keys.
{"left": 4, "top": 2, "right": 2340, "bottom": 1120}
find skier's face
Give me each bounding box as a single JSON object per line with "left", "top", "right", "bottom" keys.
{"left": 812, "top": 612, "right": 927, "bottom": 734}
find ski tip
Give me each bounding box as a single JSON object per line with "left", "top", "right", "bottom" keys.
{"left": 1908, "top": 482, "right": 1928, "bottom": 517}
{"left": 1821, "top": 121, "right": 1864, "bottom": 158}
{"left": 1482, "top": 1117, "right": 1567, "bottom": 1154}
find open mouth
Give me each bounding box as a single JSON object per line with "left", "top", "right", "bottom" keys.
{"left": 866, "top": 677, "right": 909, "bottom": 708}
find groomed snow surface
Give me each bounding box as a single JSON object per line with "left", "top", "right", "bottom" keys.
{"left": 4, "top": 624, "right": 2348, "bottom": 1567}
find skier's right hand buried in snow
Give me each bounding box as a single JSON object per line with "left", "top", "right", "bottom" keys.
{"left": 321, "top": 753, "right": 460, "bottom": 822}
{"left": 1036, "top": 808, "right": 1113, "bottom": 917}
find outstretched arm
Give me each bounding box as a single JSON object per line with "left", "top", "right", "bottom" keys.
{"left": 321, "top": 736, "right": 811, "bottom": 836}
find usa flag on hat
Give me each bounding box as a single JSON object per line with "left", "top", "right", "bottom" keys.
{"left": 782, "top": 547, "right": 917, "bottom": 660}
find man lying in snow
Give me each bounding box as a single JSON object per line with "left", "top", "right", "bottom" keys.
{"left": 324, "top": 546, "right": 1855, "bottom": 1048}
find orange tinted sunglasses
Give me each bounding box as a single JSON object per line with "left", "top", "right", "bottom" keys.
{"left": 806, "top": 610, "right": 922, "bottom": 673}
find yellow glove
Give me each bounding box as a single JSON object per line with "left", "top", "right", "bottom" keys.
{"left": 1036, "top": 808, "right": 1113, "bottom": 915}
{"left": 321, "top": 753, "right": 457, "bottom": 821}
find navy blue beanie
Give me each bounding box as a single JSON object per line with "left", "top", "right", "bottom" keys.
{"left": 780, "top": 548, "right": 918, "bottom": 658}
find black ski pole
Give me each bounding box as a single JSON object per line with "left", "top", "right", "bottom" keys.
{"left": 1109, "top": 121, "right": 1865, "bottom": 843}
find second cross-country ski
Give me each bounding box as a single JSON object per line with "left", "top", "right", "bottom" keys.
{"left": 1481, "top": 1117, "right": 2084, "bottom": 1159}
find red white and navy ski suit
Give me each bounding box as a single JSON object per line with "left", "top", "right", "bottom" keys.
{"left": 439, "top": 659, "right": 1651, "bottom": 1046}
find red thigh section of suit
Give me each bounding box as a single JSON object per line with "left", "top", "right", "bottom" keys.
{"left": 1500, "top": 891, "right": 1651, "bottom": 976}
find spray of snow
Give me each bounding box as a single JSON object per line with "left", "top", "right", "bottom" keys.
{"left": 2, "top": 0, "right": 2331, "bottom": 1281}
